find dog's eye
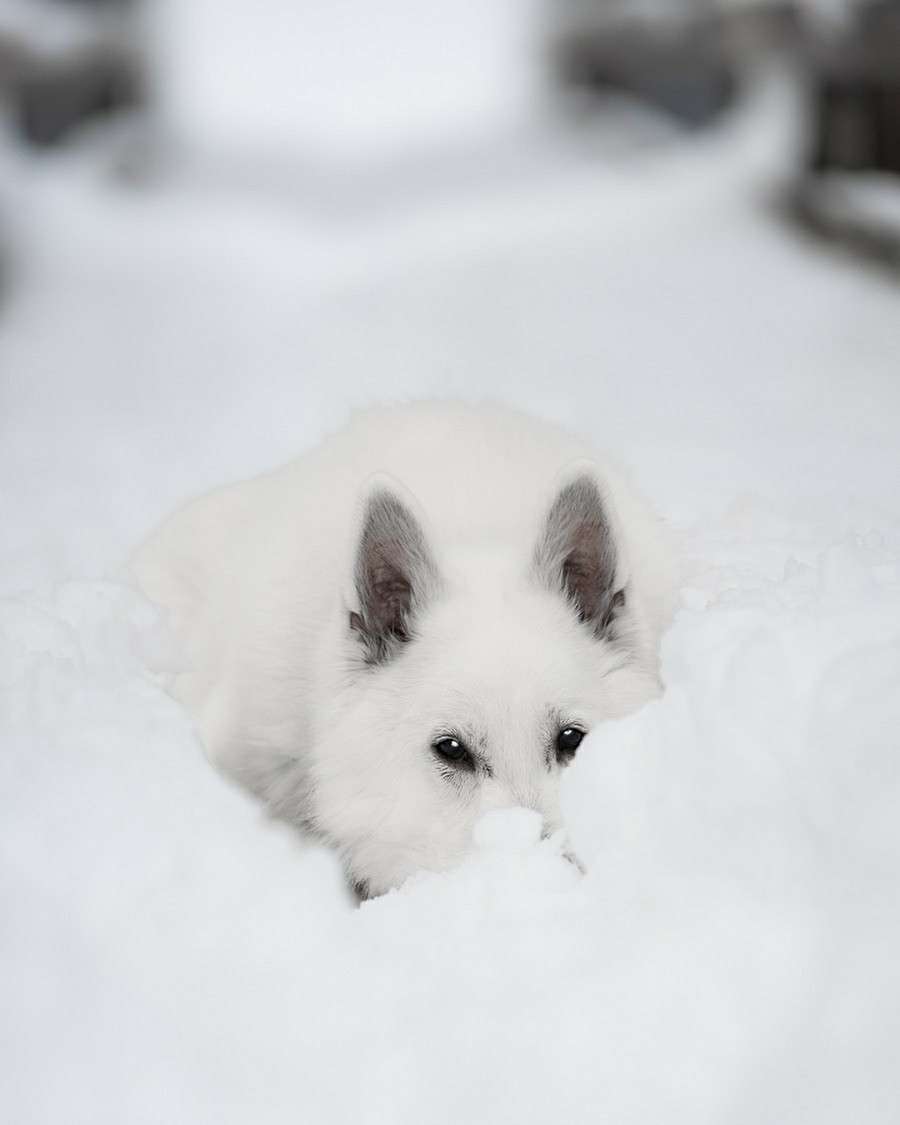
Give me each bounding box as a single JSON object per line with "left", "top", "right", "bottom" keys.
{"left": 432, "top": 737, "right": 475, "bottom": 771}
{"left": 556, "top": 727, "right": 585, "bottom": 762}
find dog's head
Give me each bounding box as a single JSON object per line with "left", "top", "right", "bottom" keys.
{"left": 310, "top": 464, "right": 663, "bottom": 898}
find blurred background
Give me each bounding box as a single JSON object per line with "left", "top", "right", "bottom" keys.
{"left": 2, "top": 7, "right": 900, "bottom": 1122}
{"left": 0, "top": 0, "right": 898, "bottom": 590}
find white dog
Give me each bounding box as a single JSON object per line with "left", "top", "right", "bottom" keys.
{"left": 128, "top": 401, "right": 679, "bottom": 897}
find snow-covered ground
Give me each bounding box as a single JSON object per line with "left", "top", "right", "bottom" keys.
{"left": 2, "top": 82, "right": 899, "bottom": 1122}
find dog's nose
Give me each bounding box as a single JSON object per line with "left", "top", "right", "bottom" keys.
{"left": 540, "top": 823, "right": 586, "bottom": 873}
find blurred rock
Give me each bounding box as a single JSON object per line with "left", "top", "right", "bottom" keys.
{"left": 0, "top": 0, "right": 144, "bottom": 147}
{"left": 805, "top": 0, "right": 900, "bottom": 175}
{"left": 789, "top": 0, "right": 900, "bottom": 270}
{"left": 549, "top": 0, "right": 744, "bottom": 127}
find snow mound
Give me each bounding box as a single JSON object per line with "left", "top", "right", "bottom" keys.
{"left": 3, "top": 501, "right": 898, "bottom": 1122}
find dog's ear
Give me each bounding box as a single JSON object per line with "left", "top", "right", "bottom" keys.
{"left": 532, "top": 463, "right": 626, "bottom": 640}
{"left": 348, "top": 476, "right": 443, "bottom": 665}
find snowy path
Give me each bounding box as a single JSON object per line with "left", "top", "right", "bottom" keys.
{"left": 2, "top": 93, "right": 899, "bottom": 1122}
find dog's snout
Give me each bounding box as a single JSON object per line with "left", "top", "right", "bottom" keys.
{"left": 479, "top": 779, "right": 557, "bottom": 824}
{"left": 478, "top": 779, "right": 580, "bottom": 866}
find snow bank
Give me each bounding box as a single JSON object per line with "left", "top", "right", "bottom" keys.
{"left": 3, "top": 504, "right": 897, "bottom": 1122}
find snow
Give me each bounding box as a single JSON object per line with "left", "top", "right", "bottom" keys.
{"left": 807, "top": 172, "right": 900, "bottom": 238}
{"left": 2, "top": 76, "right": 900, "bottom": 1122}
{"left": 153, "top": 0, "right": 542, "bottom": 166}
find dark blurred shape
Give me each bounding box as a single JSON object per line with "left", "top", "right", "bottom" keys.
{"left": 788, "top": 0, "right": 900, "bottom": 271}
{"left": 0, "top": 0, "right": 143, "bottom": 146}
{"left": 16, "top": 54, "right": 141, "bottom": 148}
{"left": 550, "top": 0, "right": 740, "bottom": 127}
{"left": 807, "top": 1, "right": 900, "bottom": 174}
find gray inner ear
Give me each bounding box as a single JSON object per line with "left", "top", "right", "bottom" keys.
{"left": 533, "top": 474, "right": 623, "bottom": 640}
{"left": 350, "top": 488, "right": 440, "bottom": 665}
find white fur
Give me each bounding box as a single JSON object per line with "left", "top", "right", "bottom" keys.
{"left": 127, "top": 401, "right": 680, "bottom": 896}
